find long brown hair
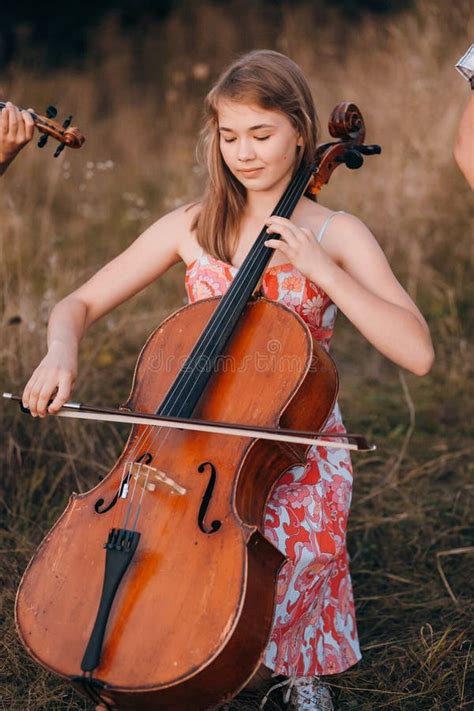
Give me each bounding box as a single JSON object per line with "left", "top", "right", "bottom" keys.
{"left": 191, "top": 50, "right": 319, "bottom": 263}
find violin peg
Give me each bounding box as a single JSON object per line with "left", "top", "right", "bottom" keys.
{"left": 46, "top": 105, "right": 58, "bottom": 119}
{"left": 38, "top": 134, "right": 48, "bottom": 148}
{"left": 54, "top": 143, "right": 66, "bottom": 158}
{"left": 62, "top": 114, "right": 72, "bottom": 129}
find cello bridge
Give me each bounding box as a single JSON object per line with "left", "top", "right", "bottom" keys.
{"left": 129, "top": 462, "right": 186, "bottom": 496}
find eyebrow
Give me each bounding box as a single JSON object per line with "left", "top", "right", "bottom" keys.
{"left": 218, "top": 123, "right": 276, "bottom": 132}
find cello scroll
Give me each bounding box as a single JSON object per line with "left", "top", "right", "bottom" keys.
{"left": 308, "top": 102, "right": 381, "bottom": 195}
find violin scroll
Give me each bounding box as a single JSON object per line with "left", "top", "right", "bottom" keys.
{"left": 33, "top": 104, "right": 85, "bottom": 156}
{"left": 36, "top": 113, "right": 85, "bottom": 156}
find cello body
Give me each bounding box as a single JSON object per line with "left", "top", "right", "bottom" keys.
{"left": 16, "top": 296, "right": 338, "bottom": 710}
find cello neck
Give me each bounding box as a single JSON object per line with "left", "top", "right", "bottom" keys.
{"left": 228, "top": 162, "right": 316, "bottom": 298}
{"left": 157, "top": 163, "right": 316, "bottom": 420}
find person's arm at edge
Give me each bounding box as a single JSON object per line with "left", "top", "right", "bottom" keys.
{"left": 454, "top": 92, "right": 474, "bottom": 189}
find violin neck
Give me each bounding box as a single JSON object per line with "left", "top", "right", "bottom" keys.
{"left": 0, "top": 102, "right": 37, "bottom": 120}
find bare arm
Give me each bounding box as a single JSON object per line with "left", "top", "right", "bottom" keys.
{"left": 454, "top": 93, "right": 474, "bottom": 189}
{"left": 265, "top": 213, "right": 435, "bottom": 376}
{"left": 321, "top": 215, "right": 434, "bottom": 375}
{"left": 23, "top": 203, "right": 197, "bottom": 416}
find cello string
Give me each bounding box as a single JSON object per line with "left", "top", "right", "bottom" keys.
{"left": 122, "top": 459, "right": 141, "bottom": 531}
{"left": 110, "top": 433, "right": 149, "bottom": 533}
{"left": 131, "top": 465, "right": 151, "bottom": 533}
{"left": 116, "top": 165, "right": 312, "bottom": 528}
{"left": 131, "top": 165, "right": 309, "bottom": 462}
{"left": 111, "top": 459, "right": 130, "bottom": 533}
{"left": 113, "top": 420, "right": 177, "bottom": 532}
{"left": 121, "top": 166, "right": 310, "bottom": 488}
{"left": 158, "top": 165, "right": 312, "bottom": 417}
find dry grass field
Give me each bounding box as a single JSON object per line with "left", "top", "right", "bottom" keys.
{"left": 0, "top": 0, "right": 473, "bottom": 708}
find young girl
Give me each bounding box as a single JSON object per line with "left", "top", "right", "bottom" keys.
{"left": 22, "top": 50, "right": 434, "bottom": 710}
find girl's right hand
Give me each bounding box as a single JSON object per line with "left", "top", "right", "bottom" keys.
{"left": 22, "top": 341, "right": 78, "bottom": 417}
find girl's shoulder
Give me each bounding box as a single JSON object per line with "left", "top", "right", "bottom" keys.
{"left": 298, "top": 199, "right": 379, "bottom": 270}
{"left": 148, "top": 201, "right": 201, "bottom": 264}
{"left": 298, "top": 198, "right": 367, "bottom": 245}
{"left": 158, "top": 200, "right": 201, "bottom": 231}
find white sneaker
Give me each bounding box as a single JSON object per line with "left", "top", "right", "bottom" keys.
{"left": 259, "top": 675, "right": 334, "bottom": 710}
{"left": 287, "top": 677, "right": 334, "bottom": 711}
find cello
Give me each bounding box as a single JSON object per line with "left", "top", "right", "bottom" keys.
{"left": 12, "top": 103, "right": 380, "bottom": 710}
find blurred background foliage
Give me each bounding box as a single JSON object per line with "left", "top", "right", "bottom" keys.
{"left": 0, "top": 0, "right": 473, "bottom": 709}
{"left": 1, "top": 1, "right": 415, "bottom": 67}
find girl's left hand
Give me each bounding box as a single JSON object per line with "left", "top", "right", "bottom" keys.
{"left": 264, "top": 215, "right": 336, "bottom": 288}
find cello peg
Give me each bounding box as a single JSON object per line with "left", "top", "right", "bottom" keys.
{"left": 341, "top": 149, "right": 363, "bottom": 170}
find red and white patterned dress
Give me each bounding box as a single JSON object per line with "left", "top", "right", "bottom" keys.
{"left": 184, "top": 213, "right": 361, "bottom": 678}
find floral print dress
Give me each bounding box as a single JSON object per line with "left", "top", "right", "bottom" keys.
{"left": 184, "top": 212, "right": 361, "bottom": 678}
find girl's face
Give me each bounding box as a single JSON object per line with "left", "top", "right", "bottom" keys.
{"left": 217, "top": 99, "right": 302, "bottom": 197}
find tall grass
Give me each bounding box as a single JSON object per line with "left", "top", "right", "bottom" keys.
{"left": 0, "top": 0, "right": 473, "bottom": 708}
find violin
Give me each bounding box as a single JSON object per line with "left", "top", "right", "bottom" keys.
{"left": 10, "top": 103, "right": 380, "bottom": 711}
{"left": 0, "top": 102, "right": 85, "bottom": 157}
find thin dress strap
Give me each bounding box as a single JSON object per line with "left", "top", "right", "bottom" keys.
{"left": 315, "top": 210, "right": 347, "bottom": 244}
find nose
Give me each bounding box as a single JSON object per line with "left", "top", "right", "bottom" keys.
{"left": 237, "top": 138, "right": 256, "bottom": 162}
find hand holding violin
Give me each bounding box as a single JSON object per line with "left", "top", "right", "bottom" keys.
{"left": 0, "top": 99, "right": 85, "bottom": 168}
{"left": 0, "top": 102, "right": 34, "bottom": 175}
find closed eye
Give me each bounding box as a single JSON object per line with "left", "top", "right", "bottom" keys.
{"left": 222, "top": 136, "right": 271, "bottom": 143}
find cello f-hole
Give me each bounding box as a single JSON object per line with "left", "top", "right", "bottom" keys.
{"left": 197, "top": 461, "right": 222, "bottom": 534}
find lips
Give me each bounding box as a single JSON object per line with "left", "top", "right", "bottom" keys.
{"left": 239, "top": 168, "right": 263, "bottom": 175}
